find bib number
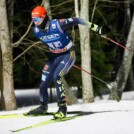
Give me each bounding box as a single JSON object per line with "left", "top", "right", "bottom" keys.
{"left": 48, "top": 41, "right": 62, "bottom": 50}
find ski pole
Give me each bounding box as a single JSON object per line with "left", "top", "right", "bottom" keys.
{"left": 101, "top": 35, "right": 134, "bottom": 53}
{"left": 73, "top": 64, "right": 113, "bottom": 90}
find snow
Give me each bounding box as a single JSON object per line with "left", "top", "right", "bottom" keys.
{"left": 0, "top": 91, "right": 134, "bottom": 134}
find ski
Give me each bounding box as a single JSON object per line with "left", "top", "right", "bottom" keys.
{"left": 0, "top": 111, "right": 85, "bottom": 119}
{"left": 0, "top": 114, "right": 25, "bottom": 119}
{"left": 0, "top": 112, "right": 54, "bottom": 119}
{"left": 10, "top": 111, "right": 92, "bottom": 132}
{"left": 10, "top": 114, "right": 79, "bottom": 132}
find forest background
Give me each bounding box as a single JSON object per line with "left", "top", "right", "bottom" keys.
{"left": 0, "top": 0, "right": 134, "bottom": 110}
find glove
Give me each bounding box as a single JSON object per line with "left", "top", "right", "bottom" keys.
{"left": 90, "top": 23, "right": 111, "bottom": 35}
{"left": 90, "top": 23, "right": 102, "bottom": 34}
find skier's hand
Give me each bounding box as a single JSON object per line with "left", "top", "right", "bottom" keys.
{"left": 90, "top": 23, "right": 102, "bottom": 34}
{"left": 90, "top": 23, "right": 111, "bottom": 35}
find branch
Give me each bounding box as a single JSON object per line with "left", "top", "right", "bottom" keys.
{"left": 91, "top": 0, "right": 98, "bottom": 22}
{"left": 13, "top": 21, "right": 33, "bottom": 47}
{"left": 13, "top": 41, "right": 41, "bottom": 62}
{"left": 98, "top": 0, "right": 132, "bottom": 4}
{"left": 13, "top": 0, "right": 45, "bottom": 47}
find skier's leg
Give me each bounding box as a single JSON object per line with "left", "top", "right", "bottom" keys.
{"left": 27, "top": 61, "right": 55, "bottom": 115}
{"left": 53, "top": 50, "right": 76, "bottom": 119}
{"left": 39, "top": 64, "right": 53, "bottom": 103}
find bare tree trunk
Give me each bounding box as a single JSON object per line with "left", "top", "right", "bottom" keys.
{"left": 62, "top": 78, "right": 78, "bottom": 105}
{"left": 125, "top": 0, "right": 131, "bottom": 26}
{"left": 124, "top": 0, "right": 134, "bottom": 91}
{"left": 7, "top": 0, "right": 14, "bottom": 40}
{"left": 125, "top": 67, "right": 134, "bottom": 91}
{"left": 0, "top": 44, "right": 3, "bottom": 110}
{"left": 42, "top": 0, "right": 52, "bottom": 19}
{"left": 43, "top": 0, "right": 78, "bottom": 104}
{"left": 109, "top": 14, "right": 134, "bottom": 100}
{"left": 74, "top": 0, "right": 94, "bottom": 103}
{"left": 0, "top": 0, "right": 17, "bottom": 110}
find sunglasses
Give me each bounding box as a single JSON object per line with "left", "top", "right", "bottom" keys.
{"left": 32, "top": 17, "right": 42, "bottom": 22}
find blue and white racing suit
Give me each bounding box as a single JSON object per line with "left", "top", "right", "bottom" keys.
{"left": 33, "top": 18, "right": 91, "bottom": 103}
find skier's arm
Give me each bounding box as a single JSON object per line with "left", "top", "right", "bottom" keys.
{"left": 58, "top": 17, "right": 102, "bottom": 34}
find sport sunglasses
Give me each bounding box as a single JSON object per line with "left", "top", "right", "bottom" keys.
{"left": 32, "top": 17, "right": 42, "bottom": 22}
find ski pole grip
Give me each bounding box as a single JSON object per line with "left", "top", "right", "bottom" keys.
{"left": 87, "top": 21, "right": 102, "bottom": 34}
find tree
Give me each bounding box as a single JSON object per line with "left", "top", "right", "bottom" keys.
{"left": 124, "top": 0, "right": 134, "bottom": 91}
{"left": 62, "top": 78, "right": 78, "bottom": 104}
{"left": 74, "top": 0, "right": 94, "bottom": 102}
{"left": 42, "top": 0, "right": 52, "bottom": 19}
{"left": 0, "top": 0, "right": 17, "bottom": 110}
{"left": 7, "top": 0, "right": 14, "bottom": 40}
{"left": 43, "top": 0, "right": 78, "bottom": 104}
{"left": 109, "top": 13, "right": 134, "bottom": 100}
{"left": 0, "top": 43, "right": 2, "bottom": 110}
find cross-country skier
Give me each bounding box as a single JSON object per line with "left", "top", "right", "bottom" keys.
{"left": 27, "top": 6, "right": 103, "bottom": 119}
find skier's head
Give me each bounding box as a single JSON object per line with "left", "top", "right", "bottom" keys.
{"left": 31, "top": 6, "right": 49, "bottom": 29}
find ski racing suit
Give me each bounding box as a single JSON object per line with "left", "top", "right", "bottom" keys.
{"left": 33, "top": 17, "right": 100, "bottom": 103}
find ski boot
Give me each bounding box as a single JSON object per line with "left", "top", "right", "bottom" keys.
{"left": 54, "top": 101, "right": 67, "bottom": 119}
{"left": 26, "top": 102, "right": 48, "bottom": 115}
